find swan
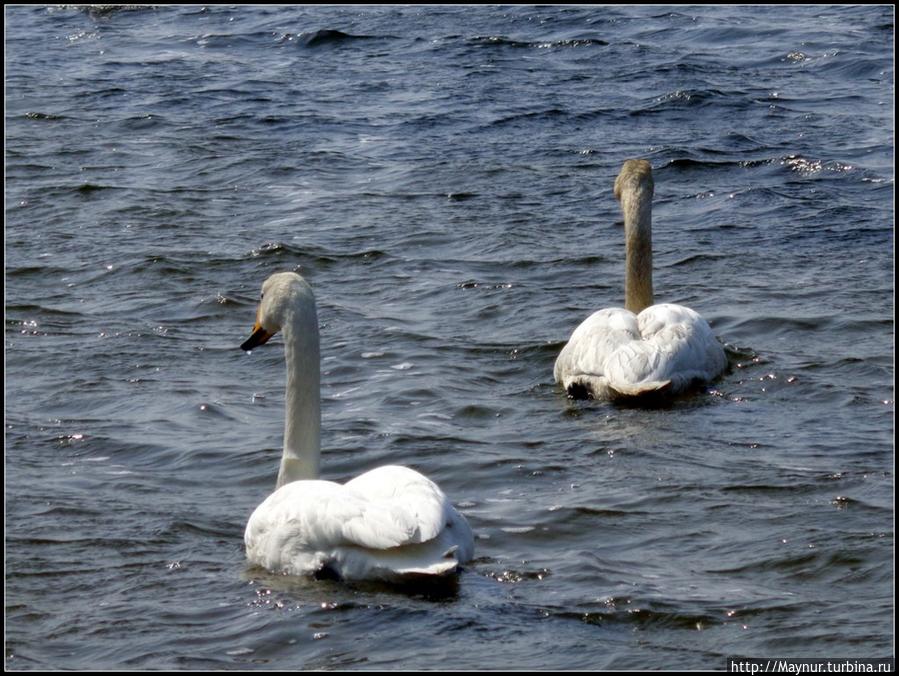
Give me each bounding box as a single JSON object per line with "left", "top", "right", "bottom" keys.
{"left": 240, "top": 271, "right": 474, "bottom": 581}
{"left": 553, "top": 159, "right": 727, "bottom": 399}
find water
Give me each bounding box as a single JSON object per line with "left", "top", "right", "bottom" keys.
{"left": 4, "top": 5, "right": 893, "bottom": 670}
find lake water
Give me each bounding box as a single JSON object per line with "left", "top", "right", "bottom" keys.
{"left": 5, "top": 4, "right": 894, "bottom": 670}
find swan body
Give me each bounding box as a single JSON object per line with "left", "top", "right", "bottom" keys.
{"left": 554, "top": 160, "right": 727, "bottom": 399}
{"left": 241, "top": 272, "right": 474, "bottom": 581}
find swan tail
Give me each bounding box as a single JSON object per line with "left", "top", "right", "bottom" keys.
{"left": 608, "top": 379, "right": 672, "bottom": 398}
{"left": 333, "top": 540, "right": 465, "bottom": 580}
{"left": 392, "top": 553, "right": 460, "bottom": 577}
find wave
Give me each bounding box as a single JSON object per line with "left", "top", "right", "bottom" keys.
{"left": 667, "top": 253, "right": 731, "bottom": 268}
{"left": 22, "top": 111, "right": 68, "bottom": 121}
{"left": 629, "top": 88, "right": 752, "bottom": 117}
{"left": 63, "top": 5, "right": 158, "bottom": 18}
{"left": 247, "top": 241, "right": 392, "bottom": 265}
{"left": 467, "top": 35, "right": 608, "bottom": 49}
{"left": 488, "top": 107, "right": 569, "bottom": 127}
{"left": 281, "top": 29, "right": 379, "bottom": 48}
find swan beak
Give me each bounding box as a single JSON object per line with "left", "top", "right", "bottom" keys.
{"left": 241, "top": 323, "right": 273, "bottom": 352}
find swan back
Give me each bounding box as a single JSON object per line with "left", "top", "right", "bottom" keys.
{"left": 554, "top": 304, "right": 726, "bottom": 398}
{"left": 245, "top": 466, "right": 474, "bottom": 580}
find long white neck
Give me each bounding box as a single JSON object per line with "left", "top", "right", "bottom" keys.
{"left": 277, "top": 301, "right": 321, "bottom": 488}
{"left": 621, "top": 181, "right": 654, "bottom": 314}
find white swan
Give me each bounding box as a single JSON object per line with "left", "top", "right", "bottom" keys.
{"left": 554, "top": 159, "right": 727, "bottom": 399}
{"left": 240, "top": 272, "right": 474, "bottom": 581}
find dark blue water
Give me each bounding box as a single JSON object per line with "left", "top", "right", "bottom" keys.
{"left": 5, "top": 5, "right": 893, "bottom": 670}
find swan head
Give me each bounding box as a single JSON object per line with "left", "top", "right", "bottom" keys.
{"left": 613, "top": 159, "right": 654, "bottom": 203}
{"left": 241, "top": 272, "right": 315, "bottom": 351}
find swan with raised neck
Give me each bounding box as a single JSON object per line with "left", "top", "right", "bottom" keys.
{"left": 239, "top": 271, "right": 474, "bottom": 580}
{"left": 553, "top": 159, "right": 728, "bottom": 399}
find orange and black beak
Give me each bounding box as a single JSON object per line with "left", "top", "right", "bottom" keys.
{"left": 241, "top": 322, "right": 274, "bottom": 352}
